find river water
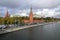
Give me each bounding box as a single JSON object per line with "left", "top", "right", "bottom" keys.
{"left": 0, "top": 22, "right": 60, "bottom": 40}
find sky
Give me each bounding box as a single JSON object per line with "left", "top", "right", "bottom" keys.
{"left": 0, "top": 0, "right": 60, "bottom": 18}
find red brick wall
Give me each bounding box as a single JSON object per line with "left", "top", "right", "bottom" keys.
{"left": 23, "top": 19, "right": 45, "bottom": 23}
{"left": 33, "top": 20, "right": 45, "bottom": 23}
{"left": 23, "top": 19, "right": 29, "bottom": 23}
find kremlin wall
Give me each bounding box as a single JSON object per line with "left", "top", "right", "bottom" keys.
{"left": 4, "top": 7, "right": 45, "bottom": 24}
{"left": 23, "top": 7, "right": 45, "bottom": 24}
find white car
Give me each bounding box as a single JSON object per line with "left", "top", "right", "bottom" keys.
{"left": 0, "top": 25, "right": 6, "bottom": 29}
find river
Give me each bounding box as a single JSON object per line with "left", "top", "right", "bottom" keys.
{"left": 0, "top": 22, "right": 60, "bottom": 40}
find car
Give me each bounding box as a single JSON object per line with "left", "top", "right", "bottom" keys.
{"left": 0, "top": 25, "right": 7, "bottom": 29}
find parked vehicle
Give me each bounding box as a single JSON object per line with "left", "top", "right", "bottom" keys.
{"left": 0, "top": 25, "right": 6, "bottom": 29}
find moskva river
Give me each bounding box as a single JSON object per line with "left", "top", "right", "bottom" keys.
{"left": 0, "top": 22, "right": 60, "bottom": 40}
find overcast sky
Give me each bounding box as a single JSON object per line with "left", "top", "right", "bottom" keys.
{"left": 0, "top": 0, "right": 60, "bottom": 18}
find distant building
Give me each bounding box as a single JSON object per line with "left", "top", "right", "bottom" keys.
{"left": 5, "top": 10, "right": 10, "bottom": 18}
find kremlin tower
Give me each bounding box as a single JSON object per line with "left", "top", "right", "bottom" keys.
{"left": 23, "top": 6, "right": 34, "bottom": 23}
{"left": 5, "top": 10, "right": 10, "bottom": 18}
{"left": 29, "top": 6, "right": 33, "bottom": 23}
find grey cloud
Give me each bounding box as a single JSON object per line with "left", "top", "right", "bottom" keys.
{"left": 0, "top": 0, "right": 60, "bottom": 9}
{"left": 0, "top": 11, "right": 5, "bottom": 17}
{"left": 54, "top": 14, "right": 60, "bottom": 18}
{"left": 0, "top": 0, "right": 21, "bottom": 8}
{"left": 0, "top": 0, "right": 60, "bottom": 17}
